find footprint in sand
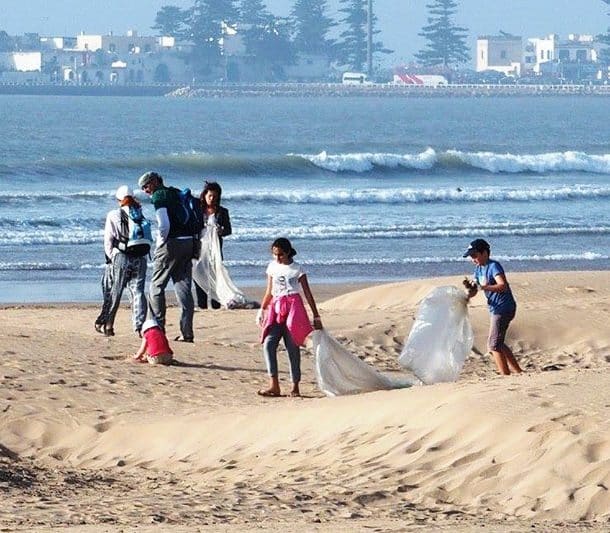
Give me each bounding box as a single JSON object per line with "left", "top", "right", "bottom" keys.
{"left": 565, "top": 286, "right": 595, "bottom": 294}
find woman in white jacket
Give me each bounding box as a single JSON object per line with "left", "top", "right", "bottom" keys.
{"left": 99, "top": 185, "right": 149, "bottom": 337}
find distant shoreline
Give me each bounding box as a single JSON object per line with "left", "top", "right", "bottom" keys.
{"left": 1, "top": 82, "right": 610, "bottom": 97}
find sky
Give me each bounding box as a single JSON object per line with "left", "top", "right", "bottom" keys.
{"left": 1, "top": 0, "right": 608, "bottom": 65}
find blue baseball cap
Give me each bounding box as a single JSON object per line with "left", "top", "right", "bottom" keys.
{"left": 463, "top": 239, "right": 490, "bottom": 257}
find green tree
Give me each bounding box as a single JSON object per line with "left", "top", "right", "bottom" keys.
{"left": 152, "top": 5, "right": 190, "bottom": 38}
{"left": 291, "top": 0, "right": 336, "bottom": 57}
{"left": 415, "top": 0, "right": 469, "bottom": 68}
{"left": 597, "top": 0, "right": 610, "bottom": 64}
{"left": 188, "top": 0, "right": 238, "bottom": 75}
{"left": 0, "top": 31, "right": 14, "bottom": 52}
{"left": 238, "top": 0, "right": 273, "bottom": 55}
{"left": 238, "top": 1, "right": 294, "bottom": 77}
{"left": 336, "top": 0, "right": 391, "bottom": 72}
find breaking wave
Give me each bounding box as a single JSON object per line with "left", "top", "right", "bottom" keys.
{"left": 8, "top": 148, "right": 610, "bottom": 177}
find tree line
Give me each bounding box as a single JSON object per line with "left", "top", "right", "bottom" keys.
{"left": 152, "top": 0, "right": 475, "bottom": 78}
{"left": 152, "top": 0, "right": 391, "bottom": 77}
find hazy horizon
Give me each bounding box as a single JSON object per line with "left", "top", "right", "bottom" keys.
{"left": 1, "top": 0, "right": 608, "bottom": 65}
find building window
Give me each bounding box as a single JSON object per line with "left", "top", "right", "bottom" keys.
{"left": 576, "top": 49, "right": 587, "bottom": 61}
{"left": 500, "top": 50, "right": 507, "bottom": 59}
{"left": 109, "top": 43, "right": 116, "bottom": 53}
{"left": 546, "top": 50, "right": 551, "bottom": 60}
{"left": 559, "top": 50, "right": 569, "bottom": 61}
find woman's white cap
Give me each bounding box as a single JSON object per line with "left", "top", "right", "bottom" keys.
{"left": 115, "top": 185, "right": 133, "bottom": 201}
{"left": 141, "top": 318, "right": 159, "bottom": 333}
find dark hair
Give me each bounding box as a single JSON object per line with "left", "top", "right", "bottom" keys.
{"left": 121, "top": 196, "right": 141, "bottom": 208}
{"left": 200, "top": 181, "right": 222, "bottom": 206}
{"left": 272, "top": 237, "right": 297, "bottom": 258}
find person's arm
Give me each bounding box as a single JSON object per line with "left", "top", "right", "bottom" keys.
{"left": 155, "top": 207, "right": 170, "bottom": 246}
{"left": 260, "top": 275, "right": 273, "bottom": 311}
{"left": 219, "top": 207, "right": 232, "bottom": 237}
{"left": 134, "top": 337, "right": 147, "bottom": 360}
{"left": 481, "top": 272, "right": 509, "bottom": 293}
{"left": 256, "top": 275, "right": 273, "bottom": 327}
{"left": 299, "top": 274, "right": 322, "bottom": 329}
{"left": 104, "top": 211, "right": 118, "bottom": 259}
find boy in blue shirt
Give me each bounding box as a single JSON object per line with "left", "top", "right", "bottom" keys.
{"left": 463, "top": 239, "right": 523, "bottom": 376}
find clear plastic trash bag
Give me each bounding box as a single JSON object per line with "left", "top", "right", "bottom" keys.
{"left": 399, "top": 286, "right": 473, "bottom": 384}
{"left": 192, "top": 225, "right": 259, "bottom": 309}
{"left": 312, "top": 329, "right": 419, "bottom": 397}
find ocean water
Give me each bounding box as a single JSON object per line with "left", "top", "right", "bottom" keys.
{"left": 1, "top": 94, "right": 609, "bottom": 302}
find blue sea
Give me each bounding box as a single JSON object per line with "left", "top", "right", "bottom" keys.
{"left": 1, "top": 94, "right": 609, "bottom": 302}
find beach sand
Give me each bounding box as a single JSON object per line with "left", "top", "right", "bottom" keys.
{"left": 1, "top": 271, "right": 609, "bottom": 532}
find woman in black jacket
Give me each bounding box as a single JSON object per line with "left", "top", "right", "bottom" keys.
{"left": 195, "top": 181, "right": 232, "bottom": 309}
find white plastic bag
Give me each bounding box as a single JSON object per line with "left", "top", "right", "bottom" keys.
{"left": 312, "top": 329, "right": 418, "bottom": 397}
{"left": 192, "top": 225, "right": 258, "bottom": 309}
{"left": 399, "top": 286, "right": 473, "bottom": 384}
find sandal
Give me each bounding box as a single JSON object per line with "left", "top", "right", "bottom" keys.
{"left": 104, "top": 326, "right": 115, "bottom": 337}
{"left": 174, "top": 336, "right": 194, "bottom": 343}
{"left": 94, "top": 323, "right": 104, "bottom": 334}
{"left": 257, "top": 389, "right": 281, "bottom": 397}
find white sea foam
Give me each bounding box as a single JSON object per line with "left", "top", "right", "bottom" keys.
{"left": 224, "top": 252, "right": 607, "bottom": 268}
{"left": 293, "top": 148, "right": 610, "bottom": 174}
{"left": 226, "top": 184, "right": 610, "bottom": 204}
{"left": 0, "top": 251, "right": 605, "bottom": 272}
{"left": 2, "top": 220, "right": 608, "bottom": 247}
{"left": 231, "top": 222, "right": 610, "bottom": 242}
{"left": 447, "top": 149, "right": 610, "bottom": 174}
{"left": 0, "top": 230, "right": 101, "bottom": 246}
{"left": 294, "top": 148, "right": 438, "bottom": 172}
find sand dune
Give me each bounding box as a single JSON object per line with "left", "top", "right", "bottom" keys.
{"left": 1, "top": 271, "right": 609, "bottom": 531}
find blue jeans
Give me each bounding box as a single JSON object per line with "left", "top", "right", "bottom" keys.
{"left": 263, "top": 323, "right": 301, "bottom": 383}
{"left": 107, "top": 252, "right": 147, "bottom": 332}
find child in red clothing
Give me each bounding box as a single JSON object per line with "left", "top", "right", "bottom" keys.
{"left": 133, "top": 319, "right": 173, "bottom": 365}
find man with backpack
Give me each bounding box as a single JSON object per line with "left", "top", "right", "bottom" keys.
{"left": 138, "top": 171, "right": 201, "bottom": 343}
{"left": 99, "top": 185, "right": 151, "bottom": 337}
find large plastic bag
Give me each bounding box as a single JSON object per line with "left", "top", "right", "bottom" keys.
{"left": 312, "top": 329, "right": 419, "bottom": 397}
{"left": 192, "top": 225, "right": 259, "bottom": 309}
{"left": 399, "top": 286, "right": 473, "bottom": 384}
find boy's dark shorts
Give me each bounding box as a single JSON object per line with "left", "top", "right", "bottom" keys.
{"left": 488, "top": 311, "right": 515, "bottom": 351}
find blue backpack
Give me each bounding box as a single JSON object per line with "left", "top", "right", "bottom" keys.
{"left": 177, "top": 188, "right": 205, "bottom": 236}
{"left": 118, "top": 205, "right": 153, "bottom": 257}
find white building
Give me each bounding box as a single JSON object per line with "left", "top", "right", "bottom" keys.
{"left": 0, "top": 51, "right": 41, "bottom": 72}
{"left": 75, "top": 30, "right": 170, "bottom": 55}
{"left": 37, "top": 30, "right": 192, "bottom": 85}
{"left": 476, "top": 34, "right": 523, "bottom": 76}
{"left": 525, "top": 34, "right": 598, "bottom": 74}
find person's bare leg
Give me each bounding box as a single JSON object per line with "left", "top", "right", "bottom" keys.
{"left": 258, "top": 376, "right": 281, "bottom": 396}
{"left": 491, "top": 350, "right": 510, "bottom": 375}
{"left": 502, "top": 346, "right": 522, "bottom": 373}
{"left": 290, "top": 382, "right": 301, "bottom": 397}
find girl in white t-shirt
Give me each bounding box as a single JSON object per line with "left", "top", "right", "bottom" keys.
{"left": 256, "top": 238, "right": 323, "bottom": 397}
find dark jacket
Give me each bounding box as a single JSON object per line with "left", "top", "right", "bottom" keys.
{"left": 203, "top": 205, "right": 232, "bottom": 244}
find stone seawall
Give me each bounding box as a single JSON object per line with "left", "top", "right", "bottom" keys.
{"left": 167, "top": 83, "right": 610, "bottom": 98}
{"left": 1, "top": 82, "right": 610, "bottom": 97}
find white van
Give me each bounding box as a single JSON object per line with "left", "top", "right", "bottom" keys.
{"left": 342, "top": 72, "right": 372, "bottom": 85}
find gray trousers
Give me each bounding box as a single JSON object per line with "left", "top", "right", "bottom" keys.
{"left": 149, "top": 237, "right": 195, "bottom": 340}
{"left": 107, "top": 252, "right": 147, "bottom": 332}
{"left": 263, "top": 323, "right": 301, "bottom": 383}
